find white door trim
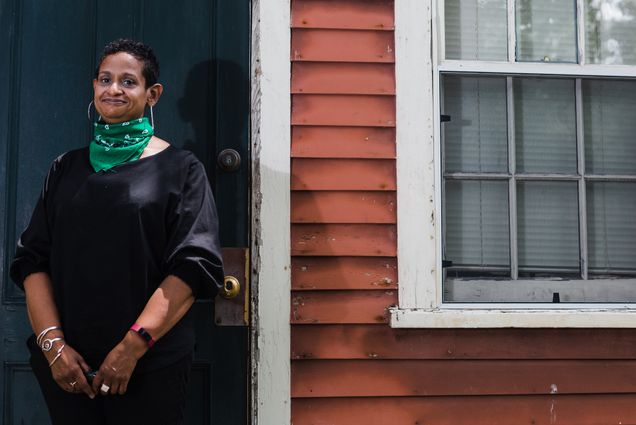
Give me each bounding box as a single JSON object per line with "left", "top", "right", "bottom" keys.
{"left": 250, "top": 0, "right": 291, "bottom": 424}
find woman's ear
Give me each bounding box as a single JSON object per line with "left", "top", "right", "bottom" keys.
{"left": 147, "top": 83, "right": 164, "bottom": 107}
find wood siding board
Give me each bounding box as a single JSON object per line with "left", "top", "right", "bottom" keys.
{"left": 292, "top": 63, "right": 395, "bottom": 95}
{"left": 291, "top": 191, "right": 397, "bottom": 224}
{"left": 291, "top": 258, "right": 398, "bottom": 291}
{"left": 292, "top": 395, "right": 636, "bottom": 425}
{"left": 291, "top": 290, "right": 397, "bottom": 324}
{"left": 291, "top": 325, "right": 636, "bottom": 360}
{"left": 291, "top": 159, "right": 396, "bottom": 191}
{"left": 291, "top": 127, "right": 396, "bottom": 159}
{"left": 291, "top": 29, "right": 395, "bottom": 63}
{"left": 292, "top": 95, "right": 395, "bottom": 127}
{"left": 291, "top": 0, "right": 394, "bottom": 31}
{"left": 291, "top": 224, "right": 397, "bottom": 256}
{"left": 291, "top": 359, "right": 636, "bottom": 397}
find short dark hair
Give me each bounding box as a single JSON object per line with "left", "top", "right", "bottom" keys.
{"left": 95, "top": 39, "right": 160, "bottom": 87}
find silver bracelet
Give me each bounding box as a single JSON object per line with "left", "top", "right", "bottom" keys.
{"left": 37, "top": 326, "right": 61, "bottom": 346}
{"left": 48, "top": 344, "right": 66, "bottom": 368}
{"left": 40, "top": 337, "right": 64, "bottom": 352}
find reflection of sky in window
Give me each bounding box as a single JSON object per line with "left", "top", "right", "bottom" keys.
{"left": 587, "top": 0, "right": 636, "bottom": 65}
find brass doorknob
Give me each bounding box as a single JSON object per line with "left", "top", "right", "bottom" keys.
{"left": 220, "top": 275, "right": 241, "bottom": 299}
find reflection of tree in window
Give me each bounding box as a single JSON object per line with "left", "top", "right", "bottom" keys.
{"left": 516, "top": 0, "right": 577, "bottom": 62}
{"left": 586, "top": 0, "right": 636, "bottom": 65}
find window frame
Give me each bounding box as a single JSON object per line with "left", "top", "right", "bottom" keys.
{"left": 390, "top": 0, "right": 636, "bottom": 328}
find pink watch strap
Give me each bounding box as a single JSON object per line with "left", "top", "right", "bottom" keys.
{"left": 130, "top": 323, "right": 155, "bottom": 348}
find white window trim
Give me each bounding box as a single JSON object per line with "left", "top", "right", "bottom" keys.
{"left": 391, "top": 0, "right": 636, "bottom": 328}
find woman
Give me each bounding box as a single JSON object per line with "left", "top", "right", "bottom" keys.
{"left": 10, "top": 39, "right": 224, "bottom": 425}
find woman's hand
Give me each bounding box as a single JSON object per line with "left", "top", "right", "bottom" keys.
{"left": 47, "top": 344, "right": 96, "bottom": 398}
{"left": 92, "top": 331, "right": 147, "bottom": 396}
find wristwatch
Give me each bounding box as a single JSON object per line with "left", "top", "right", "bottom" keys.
{"left": 129, "top": 323, "right": 155, "bottom": 348}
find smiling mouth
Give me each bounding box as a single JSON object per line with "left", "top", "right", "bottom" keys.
{"left": 102, "top": 98, "right": 127, "bottom": 105}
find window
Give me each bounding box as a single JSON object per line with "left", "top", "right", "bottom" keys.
{"left": 392, "top": 0, "right": 636, "bottom": 326}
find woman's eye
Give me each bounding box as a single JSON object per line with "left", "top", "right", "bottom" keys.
{"left": 123, "top": 79, "right": 136, "bottom": 86}
{"left": 99, "top": 77, "right": 110, "bottom": 84}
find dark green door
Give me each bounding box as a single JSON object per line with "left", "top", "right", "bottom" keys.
{"left": 0, "top": 1, "right": 250, "bottom": 423}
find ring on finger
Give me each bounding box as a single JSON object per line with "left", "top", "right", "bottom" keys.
{"left": 100, "top": 383, "right": 110, "bottom": 394}
{"left": 69, "top": 381, "right": 77, "bottom": 392}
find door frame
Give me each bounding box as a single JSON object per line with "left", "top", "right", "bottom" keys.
{"left": 249, "top": 0, "right": 292, "bottom": 424}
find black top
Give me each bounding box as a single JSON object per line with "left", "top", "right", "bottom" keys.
{"left": 10, "top": 146, "right": 224, "bottom": 372}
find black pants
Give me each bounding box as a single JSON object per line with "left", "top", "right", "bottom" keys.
{"left": 29, "top": 338, "right": 192, "bottom": 425}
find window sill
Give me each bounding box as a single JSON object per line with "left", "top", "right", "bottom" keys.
{"left": 389, "top": 306, "right": 636, "bottom": 328}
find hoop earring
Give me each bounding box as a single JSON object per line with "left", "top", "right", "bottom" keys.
{"left": 87, "top": 101, "right": 101, "bottom": 122}
{"left": 149, "top": 104, "right": 155, "bottom": 129}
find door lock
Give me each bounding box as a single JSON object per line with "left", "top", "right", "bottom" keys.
{"left": 220, "top": 275, "right": 241, "bottom": 299}
{"left": 217, "top": 149, "right": 241, "bottom": 172}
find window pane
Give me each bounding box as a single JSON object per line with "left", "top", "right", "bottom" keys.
{"left": 445, "top": 180, "right": 510, "bottom": 268}
{"left": 516, "top": 0, "right": 577, "bottom": 62}
{"left": 587, "top": 182, "right": 636, "bottom": 273}
{"left": 443, "top": 76, "right": 508, "bottom": 173}
{"left": 518, "top": 181, "right": 580, "bottom": 271}
{"left": 586, "top": 0, "right": 636, "bottom": 65}
{"left": 515, "top": 78, "right": 577, "bottom": 173}
{"left": 583, "top": 79, "right": 636, "bottom": 175}
{"left": 445, "top": 0, "right": 508, "bottom": 60}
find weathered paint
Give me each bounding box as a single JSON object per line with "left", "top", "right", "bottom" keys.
{"left": 394, "top": 0, "right": 438, "bottom": 310}
{"left": 291, "top": 359, "right": 636, "bottom": 396}
{"left": 291, "top": 290, "right": 397, "bottom": 324}
{"left": 291, "top": 126, "right": 396, "bottom": 159}
{"left": 291, "top": 158, "right": 396, "bottom": 190}
{"left": 292, "top": 94, "right": 395, "bottom": 126}
{"left": 250, "top": 0, "right": 291, "bottom": 423}
{"left": 291, "top": 257, "right": 398, "bottom": 291}
{"left": 292, "top": 62, "right": 395, "bottom": 95}
{"left": 292, "top": 0, "right": 394, "bottom": 30}
{"left": 291, "top": 192, "right": 396, "bottom": 224}
{"left": 292, "top": 29, "right": 395, "bottom": 62}
{"left": 292, "top": 395, "right": 636, "bottom": 425}
{"left": 291, "top": 224, "right": 397, "bottom": 256}
{"left": 288, "top": 1, "right": 636, "bottom": 424}
{"left": 292, "top": 325, "right": 636, "bottom": 359}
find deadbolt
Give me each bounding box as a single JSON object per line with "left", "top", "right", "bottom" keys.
{"left": 220, "top": 275, "right": 241, "bottom": 299}
{"left": 217, "top": 149, "right": 241, "bottom": 172}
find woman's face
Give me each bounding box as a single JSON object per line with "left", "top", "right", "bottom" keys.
{"left": 93, "top": 52, "right": 161, "bottom": 124}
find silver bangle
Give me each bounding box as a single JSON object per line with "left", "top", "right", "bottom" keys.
{"left": 40, "top": 337, "right": 64, "bottom": 352}
{"left": 48, "top": 344, "right": 66, "bottom": 367}
{"left": 37, "top": 326, "right": 61, "bottom": 346}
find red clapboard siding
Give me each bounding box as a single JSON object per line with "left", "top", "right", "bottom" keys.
{"left": 291, "top": 325, "right": 636, "bottom": 360}
{"left": 291, "top": 126, "right": 395, "bottom": 159}
{"left": 291, "top": 192, "right": 396, "bottom": 224}
{"left": 291, "top": 29, "right": 395, "bottom": 62}
{"left": 292, "top": 63, "right": 395, "bottom": 95}
{"left": 291, "top": 159, "right": 396, "bottom": 190}
{"left": 292, "top": 290, "right": 397, "bottom": 324}
{"left": 291, "top": 359, "right": 636, "bottom": 397}
{"left": 292, "top": 0, "right": 394, "bottom": 30}
{"left": 292, "top": 395, "right": 636, "bottom": 425}
{"left": 292, "top": 95, "right": 395, "bottom": 127}
{"left": 291, "top": 224, "right": 396, "bottom": 256}
{"left": 291, "top": 257, "right": 398, "bottom": 291}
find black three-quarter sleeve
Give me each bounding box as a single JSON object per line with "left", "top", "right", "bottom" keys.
{"left": 165, "top": 156, "right": 224, "bottom": 299}
{"left": 9, "top": 156, "right": 63, "bottom": 290}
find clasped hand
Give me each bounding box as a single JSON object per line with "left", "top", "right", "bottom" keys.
{"left": 50, "top": 333, "right": 147, "bottom": 397}
{"left": 91, "top": 332, "right": 148, "bottom": 396}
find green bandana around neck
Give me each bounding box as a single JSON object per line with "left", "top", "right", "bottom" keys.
{"left": 89, "top": 117, "right": 154, "bottom": 172}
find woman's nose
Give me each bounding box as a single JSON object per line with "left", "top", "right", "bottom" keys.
{"left": 106, "top": 82, "right": 124, "bottom": 94}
